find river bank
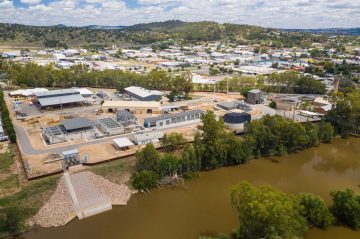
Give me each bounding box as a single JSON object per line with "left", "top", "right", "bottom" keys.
{"left": 31, "top": 171, "right": 135, "bottom": 228}
{"left": 21, "top": 137, "right": 360, "bottom": 239}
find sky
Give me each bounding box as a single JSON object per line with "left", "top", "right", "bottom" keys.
{"left": 0, "top": 0, "right": 359, "bottom": 29}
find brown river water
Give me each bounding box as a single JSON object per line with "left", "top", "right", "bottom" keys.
{"left": 21, "top": 137, "right": 360, "bottom": 239}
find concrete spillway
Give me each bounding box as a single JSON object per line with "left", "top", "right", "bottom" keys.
{"left": 64, "top": 172, "right": 112, "bottom": 219}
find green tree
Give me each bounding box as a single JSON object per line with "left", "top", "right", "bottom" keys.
{"left": 326, "top": 90, "right": 360, "bottom": 136}
{"left": 230, "top": 182, "right": 308, "bottom": 239}
{"left": 330, "top": 189, "right": 360, "bottom": 229}
{"left": 198, "top": 111, "right": 227, "bottom": 169}
{"left": 161, "top": 132, "right": 186, "bottom": 151}
{"left": 180, "top": 145, "right": 200, "bottom": 174}
{"left": 318, "top": 121, "right": 334, "bottom": 143}
{"left": 304, "top": 122, "right": 319, "bottom": 147}
{"left": 135, "top": 144, "right": 160, "bottom": 172}
{"left": 131, "top": 170, "right": 159, "bottom": 191}
{"left": 298, "top": 193, "right": 334, "bottom": 228}
{"left": 157, "top": 154, "right": 180, "bottom": 177}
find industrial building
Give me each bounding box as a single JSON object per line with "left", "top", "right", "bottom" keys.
{"left": 132, "top": 132, "right": 164, "bottom": 145}
{"left": 9, "top": 88, "right": 49, "bottom": 100}
{"left": 116, "top": 110, "right": 137, "bottom": 125}
{"left": 35, "top": 89, "right": 86, "bottom": 109}
{"left": 247, "top": 89, "right": 262, "bottom": 104}
{"left": 143, "top": 109, "right": 204, "bottom": 128}
{"left": 96, "top": 118, "right": 124, "bottom": 135}
{"left": 124, "top": 86, "right": 163, "bottom": 101}
{"left": 43, "top": 117, "right": 95, "bottom": 144}
{"left": 223, "top": 112, "right": 251, "bottom": 133}
{"left": 102, "top": 101, "right": 161, "bottom": 114}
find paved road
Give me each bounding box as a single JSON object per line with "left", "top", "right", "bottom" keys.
{"left": 15, "top": 120, "right": 200, "bottom": 155}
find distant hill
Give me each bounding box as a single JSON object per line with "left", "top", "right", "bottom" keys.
{"left": 83, "top": 25, "right": 127, "bottom": 30}
{"left": 283, "top": 28, "right": 360, "bottom": 36}
{"left": 0, "top": 20, "right": 348, "bottom": 48}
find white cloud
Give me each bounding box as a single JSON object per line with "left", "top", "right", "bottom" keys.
{"left": 20, "top": 0, "right": 42, "bottom": 4}
{"left": 0, "top": 0, "right": 359, "bottom": 28}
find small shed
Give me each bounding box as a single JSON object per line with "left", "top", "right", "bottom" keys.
{"left": 247, "top": 89, "right": 262, "bottom": 104}
{"left": 113, "top": 137, "right": 134, "bottom": 150}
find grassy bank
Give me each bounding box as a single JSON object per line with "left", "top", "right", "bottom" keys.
{"left": 0, "top": 174, "right": 60, "bottom": 237}
{"left": 89, "top": 157, "right": 136, "bottom": 186}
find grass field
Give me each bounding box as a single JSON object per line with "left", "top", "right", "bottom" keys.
{"left": 0, "top": 175, "right": 60, "bottom": 235}
{"left": 0, "top": 149, "right": 14, "bottom": 172}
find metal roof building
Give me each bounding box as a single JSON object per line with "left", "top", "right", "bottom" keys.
{"left": 35, "top": 89, "right": 79, "bottom": 98}
{"left": 61, "top": 118, "right": 93, "bottom": 132}
{"left": 35, "top": 89, "right": 86, "bottom": 109}
{"left": 96, "top": 118, "right": 124, "bottom": 135}
{"left": 102, "top": 101, "right": 161, "bottom": 114}
{"left": 113, "top": 137, "right": 134, "bottom": 149}
{"left": 144, "top": 109, "right": 204, "bottom": 128}
{"left": 124, "top": 86, "right": 163, "bottom": 101}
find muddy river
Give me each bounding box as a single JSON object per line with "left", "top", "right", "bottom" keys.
{"left": 21, "top": 137, "right": 360, "bottom": 239}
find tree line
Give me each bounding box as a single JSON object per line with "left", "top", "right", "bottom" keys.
{"left": 216, "top": 71, "right": 326, "bottom": 95}
{"left": 200, "top": 182, "right": 360, "bottom": 239}
{"left": 2, "top": 62, "right": 328, "bottom": 97}
{"left": 1, "top": 62, "right": 193, "bottom": 98}
{"left": 0, "top": 89, "right": 16, "bottom": 142}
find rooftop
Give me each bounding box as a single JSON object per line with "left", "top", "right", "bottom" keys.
{"left": 102, "top": 101, "right": 161, "bottom": 108}
{"left": 37, "top": 94, "right": 85, "bottom": 107}
{"left": 74, "top": 88, "right": 94, "bottom": 96}
{"left": 144, "top": 109, "right": 204, "bottom": 122}
{"left": 97, "top": 118, "right": 123, "bottom": 129}
{"left": 113, "top": 137, "right": 134, "bottom": 148}
{"left": 61, "top": 117, "right": 93, "bottom": 131}
{"left": 124, "top": 86, "right": 163, "bottom": 98}
{"left": 248, "top": 89, "right": 262, "bottom": 94}
{"left": 35, "top": 89, "right": 79, "bottom": 98}
{"left": 223, "top": 112, "right": 251, "bottom": 124}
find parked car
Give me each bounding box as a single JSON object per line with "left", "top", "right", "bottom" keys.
{"left": 0, "top": 136, "right": 9, "bottom": 141}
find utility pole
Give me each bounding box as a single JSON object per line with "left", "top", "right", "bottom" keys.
{"left": 60, "top": 98, "right": 62, "bottom": 115}
{"left": 227, "top": 77, "right": 229, "bottom": 94}
{"left": 292, "top": 106, "right": 296, "bottom": 122}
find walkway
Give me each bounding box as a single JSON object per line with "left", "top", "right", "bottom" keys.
{"left": 64, "top": 172, "right": 112, "bottom": 219}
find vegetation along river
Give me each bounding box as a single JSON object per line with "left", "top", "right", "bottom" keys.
{"left": 21, "top": 137, "right": 360, "bottom": 239}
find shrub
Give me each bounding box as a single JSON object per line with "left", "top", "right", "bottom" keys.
{"left": 330, "top": 189, "right": 360, "bottom": 229}
{"left": 131, "top": 170, "right": 159, "bottom": 191}
{"left": 298, "top": 193, "right": 334, "bottom": 228}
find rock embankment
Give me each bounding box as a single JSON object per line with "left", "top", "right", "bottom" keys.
{"left": 33, "top": 171, "right": 135, "bottom": 227}
{"left": 33, "top": 177, "right": 75, "bottom": 227}
{"left": 88, "top": 172, "right": 135, "bottom": 205}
